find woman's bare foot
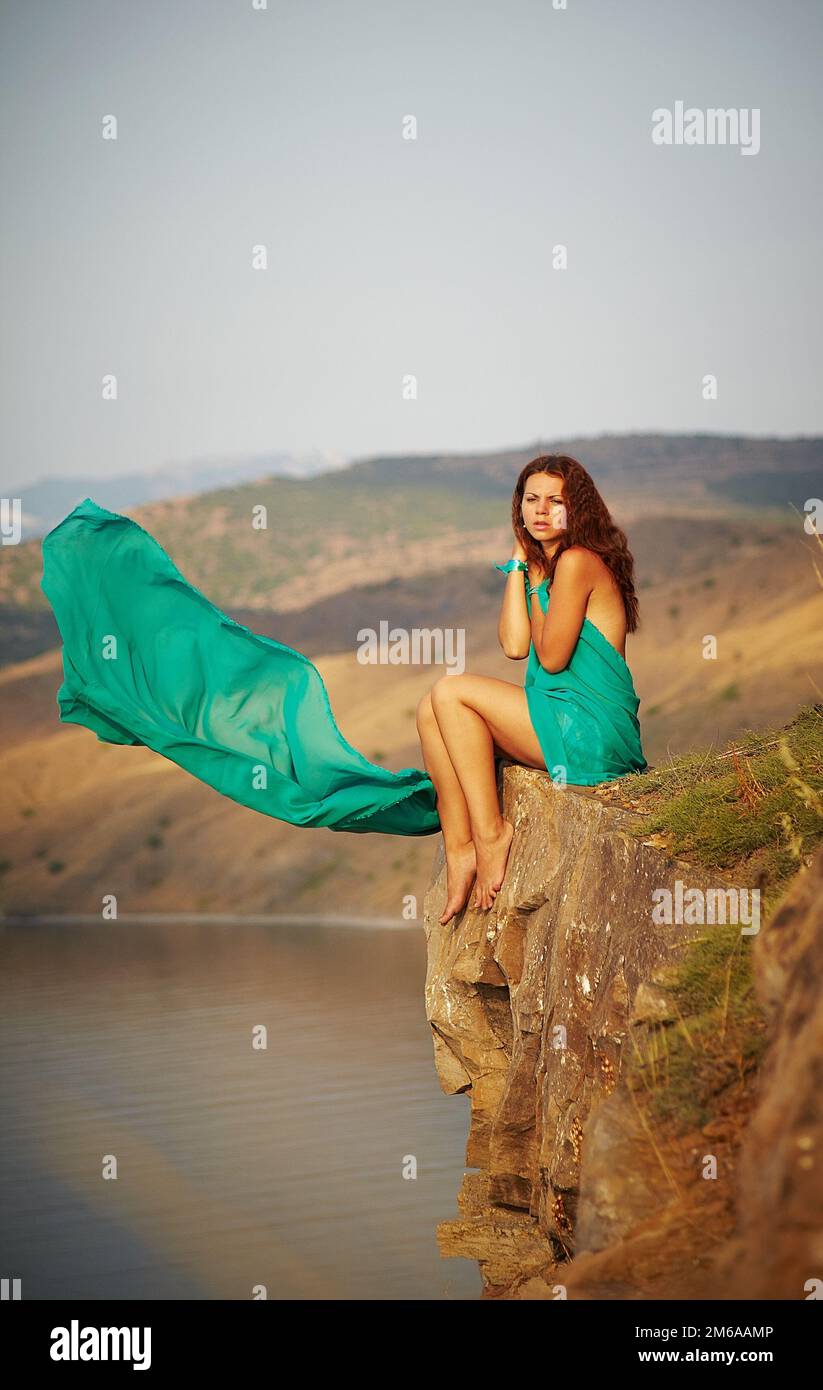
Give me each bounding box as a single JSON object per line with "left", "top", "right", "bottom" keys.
{"left": 472, "top": 817, "right": 515, "bottom": 911}
{"left": 439, "top": 840, "right": 477, "bottom": 925}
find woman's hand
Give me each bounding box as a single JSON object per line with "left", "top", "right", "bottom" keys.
{"left": 511, "top": 532, "right": 527, "bottom": 562}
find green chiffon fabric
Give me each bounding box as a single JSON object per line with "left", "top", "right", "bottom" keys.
{"left": 40, "top": 499, "right": 442, "bottom": 836}
{"left": 40, "top": 499, "right": 646, "bottom": 834}
{"left": 524, "top": 578, "right": 647, "bottom": 784}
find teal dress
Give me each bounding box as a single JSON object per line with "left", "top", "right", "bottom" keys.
{"left": 40, "top": 499, "right": 441, "bottom": 837}
{"left": 524, "top": 578, "right": 647, "bottom": 784}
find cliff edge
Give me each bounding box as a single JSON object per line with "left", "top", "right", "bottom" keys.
{"left": 423, "top": 759, "right": 822, "bottom": 1300}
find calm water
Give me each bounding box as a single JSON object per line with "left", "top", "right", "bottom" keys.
{"left": 0, "top": 920, "right": 481, "bottom": 1300}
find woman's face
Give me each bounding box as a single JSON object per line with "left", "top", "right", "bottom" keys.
{"left": 521, "top": 473, "right": 567, "bottom": 542}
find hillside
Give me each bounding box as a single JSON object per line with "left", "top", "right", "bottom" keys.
{"left": 0, "top": 516, "right": 821, "bottom": 918}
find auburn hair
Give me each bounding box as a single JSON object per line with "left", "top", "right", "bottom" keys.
{"left": 512, "top": 454, "right": 640, "bottom": 633}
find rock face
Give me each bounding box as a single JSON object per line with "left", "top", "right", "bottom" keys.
{"left": 567, "top": 842, "right": 823, "bottom": 1302}
{"left": 423, "top": 762, "right": 725, "bottom": 1294}
{"left": 711, "top": 842, "right": 823, "bottom": 1299}
{"left": 424, "top": 761, "right": 823, "bottom": 1300}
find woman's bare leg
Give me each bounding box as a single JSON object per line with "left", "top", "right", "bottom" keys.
{"left": 429, "top": 673, "right": 546, "bottom": 910}
{"left": 415, "top": 691, "right": 476, "bottom": 924}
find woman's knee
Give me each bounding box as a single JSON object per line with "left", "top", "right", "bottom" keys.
{"left": 430, "top": 673, "right": 462, "bottom": 709}
{"left": 415, "top": 689, "right": 435, "bottom": 731}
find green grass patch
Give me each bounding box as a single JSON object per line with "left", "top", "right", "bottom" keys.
{"left": 624, "top": 925, "right": 770, "bottom": 1132}
{"left": 620, "top": 704, "right": 823, "bottom": 911}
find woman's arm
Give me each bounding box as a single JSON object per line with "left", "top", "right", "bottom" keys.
{"left": 532, "top": 547, "right": 594, "bottom": 673}
{"left": 497, "top": 543, "right": 533, "bottom": 659}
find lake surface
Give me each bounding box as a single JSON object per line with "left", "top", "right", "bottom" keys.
{"left": 0, "top": 920, "right": 481, "bottom": 1300}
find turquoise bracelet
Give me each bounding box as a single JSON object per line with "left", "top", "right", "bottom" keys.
{"left": 495, "top": 558, "right": 541, "bottom": 600}
{"left": 494, "top": 558, "right": 543, "bottom": 600}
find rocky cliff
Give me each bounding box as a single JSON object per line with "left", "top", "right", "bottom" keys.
{"left": 423, "top": 760, "right": 822, "bottom": 1300}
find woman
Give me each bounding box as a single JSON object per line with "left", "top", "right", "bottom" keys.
{"left": 416, "top": 454, "right": 647, "bottom": 923}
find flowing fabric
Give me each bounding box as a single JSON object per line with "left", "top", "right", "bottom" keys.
{"left": 40, "top": 499, "right": 442, "bottom": 836}
{"left": 524, "top": 578, "right": 648, "bottom": 785}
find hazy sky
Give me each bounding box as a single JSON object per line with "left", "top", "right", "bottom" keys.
{"left": 2, "top": 0, "right": 821, "bottom": 487}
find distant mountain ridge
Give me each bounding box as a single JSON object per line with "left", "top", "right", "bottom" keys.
{"left": 1, "top": 432, "right": 818, "bottom": 627}
{"left": 7, "top": 432, "right": 822, "bottom": 544}
{"left": 343, "top": 431, "right": 823, "bottom": 501}
{"left": 4, "top": 449, "right": 350, "bottom": 541}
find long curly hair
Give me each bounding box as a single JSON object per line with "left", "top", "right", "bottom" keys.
{"left": 512, "top": 454, "right": 640, "bottom": 632}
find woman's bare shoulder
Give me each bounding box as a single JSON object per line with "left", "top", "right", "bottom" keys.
{"left": 556, "top": 548, "right": 623, "bottom": 608}
{"left": 555, "top": 546, "right": 607, "bottom": 581}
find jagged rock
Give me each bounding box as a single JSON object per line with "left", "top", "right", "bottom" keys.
{"left": 436, "top": 1170, "right": 555, "bottom": 1294}
{"left": 423, "top": 761, "right": 728, "bottom": 1291}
